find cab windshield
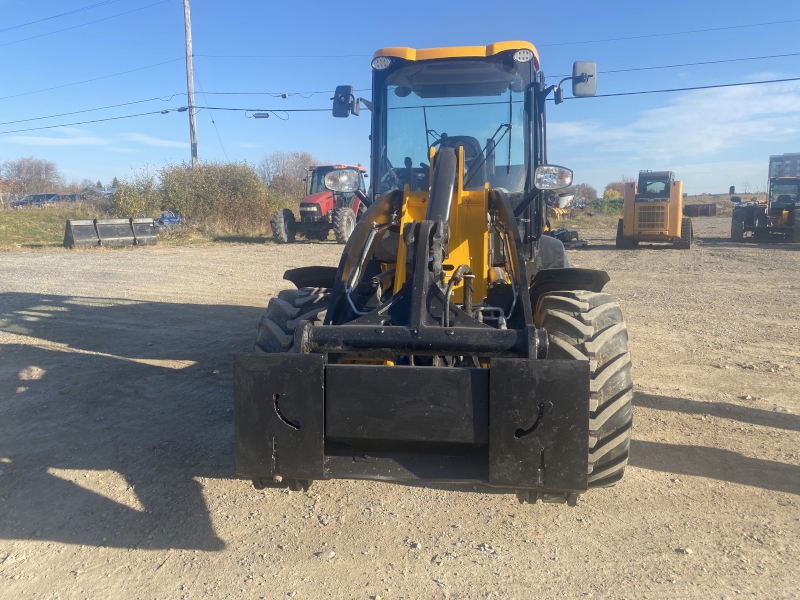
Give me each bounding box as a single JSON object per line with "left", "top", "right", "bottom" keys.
{"left": 770, "top": 183, "right": 799, "bottom": 205}
{"left": 379, "top": 58, "right": 530, "bottom": 196}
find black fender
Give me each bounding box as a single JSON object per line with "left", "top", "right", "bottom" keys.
{"left": 283, "top": 266, "right": 338, "bottom": 289}
{"left": 529, "top": 268, "right": 610, "bottom": 313}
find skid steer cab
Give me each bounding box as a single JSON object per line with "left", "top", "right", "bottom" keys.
{"left": 270, "top": 164, "right": 369, "bottom": 244}
{"left": 235, "top": 42, "right": 633, "bottom": 505}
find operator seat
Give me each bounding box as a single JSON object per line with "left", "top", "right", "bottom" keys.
{"left": 771, "top": 194, "right": 794, "bottom": 215}
{"left": 436, "top": 134, "right": 486, "bottom": 190}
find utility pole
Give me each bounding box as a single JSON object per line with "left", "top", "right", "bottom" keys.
{"left": 182, "top": 0, "right": 198, "bottom": 167}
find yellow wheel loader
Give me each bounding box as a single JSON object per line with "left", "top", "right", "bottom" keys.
{"left": 234, "top": 42, "right": 633, "bottom": 505}
{"left": 615, "top": 170, "right": 692, "bottom": 249}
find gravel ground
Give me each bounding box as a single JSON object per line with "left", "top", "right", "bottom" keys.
{"left": 1, "top": 216, "right": 798, "bottom": 599}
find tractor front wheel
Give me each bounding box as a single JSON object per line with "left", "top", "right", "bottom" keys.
{"left": 535, "top": 290, "right": 633, "bottom": 488}
{"left": 731, "top": 219, "right": 745, "bottom": 243}
{"left": 270, "top": 209, "right": 296, "bottom": 243}
{"left": 332, "top": 207, "right": 356, "bottom": 244}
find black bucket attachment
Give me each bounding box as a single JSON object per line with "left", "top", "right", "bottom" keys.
{"left": 64, "top": 218, "right": 157, "bottom": 248}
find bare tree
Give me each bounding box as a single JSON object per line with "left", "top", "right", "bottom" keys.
{"left": 257, "top": 151, "right": 320, "bottom": 204}
{"left": 742, "top": 180, "right": 750, "bottom": 194}
{"left": 604, "top": 175, "right": 635, "bottom": 197}
{"left": 563, "top": 182, "right": 597, "bottom": 201}
{"left": 0, "top": 157, "right": 64, "bottom": 195}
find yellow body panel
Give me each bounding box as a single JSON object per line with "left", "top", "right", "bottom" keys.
{"left": 393, "top": 147, "right": 490, "bottom": 303}
{"left": 374, "top": 41, "right": 540, "bottom": 70}
{"left": 623, "top": 180, "right": 685, "bottom": 241}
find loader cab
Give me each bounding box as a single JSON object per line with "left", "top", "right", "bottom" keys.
{"left": 768, "top": 178, "right": 799, "bottom": 214}
{"left": 332, "top": 43, "right": 597, "bottom": 265}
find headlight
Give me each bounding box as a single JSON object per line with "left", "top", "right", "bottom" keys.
{"left": 325, "top": 169, "right": 360, "bottom": 193}
{"left": 534, "top": 165, "right": 573, "bottom": 190}
{"left": 371, "top": 56, "right": 392, "bottom": 70}
{"left": 513, "top": 49, "right": 534, "bottom": 63}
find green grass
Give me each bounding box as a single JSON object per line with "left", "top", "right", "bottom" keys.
{"left": 0, "top": 205, "right": 103, "bottom": 249}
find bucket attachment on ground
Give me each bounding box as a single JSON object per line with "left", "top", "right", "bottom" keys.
{"left": 683, "top": 203, "right": 716, "bottom": 217}
{"left": 63, "top": 218, "right": 157, "bottom": 248}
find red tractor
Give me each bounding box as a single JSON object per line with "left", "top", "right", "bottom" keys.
{"left": 270, "top": 164, "right": 368, "bottom": 244}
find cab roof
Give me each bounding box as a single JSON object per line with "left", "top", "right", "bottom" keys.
{"left": 374, "top": 41, "right": 540, "bottom": 71}
{"left": 309, "top": 164, "right": 366, "bottom": 173}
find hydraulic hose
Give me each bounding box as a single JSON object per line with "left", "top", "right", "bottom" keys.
{"left": 443, "top": 264, "right": 473, "bottom": 328}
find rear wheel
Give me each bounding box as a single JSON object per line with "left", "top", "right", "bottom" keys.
{"left": 270, "top": 209, "right": 296, "bottom": 243}
{"left": 731, "top": 219, "right": 745, "bottom": 242}
{"left": 675, "top": 216, "right": 693, "bottom": 249}
{"left": 254, "top": 287, "right": 330, "bottom": 353}
{"left": 332, "top": 207, "right": 356, "bottom": 244}
{"left": 535, "top": 290, "right": 633, "bottom": 488}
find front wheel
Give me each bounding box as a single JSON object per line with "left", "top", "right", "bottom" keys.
{"left": 731, "top": 219, "right": 745, "bottom": 243}
{"left": 332, "top": 207, "right": 356, "bottom": 244}
{"left": 270, "top": 209, "right": 296, "bottom": 243}
{"left": 535, "top": 290, "right": 633, "bottom": 488}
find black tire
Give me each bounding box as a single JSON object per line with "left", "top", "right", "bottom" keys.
{"left": 270, "top": 209, "right": 296, "bottom": 243}
{"left": 675, "top": 216, "right": 693, "bottom": 249}
{"left": 615, "top": 218, "right": 634, "bottom": 249}
{"left": 332, "top": 207, "right": 356, "bottom": 244}
{"left": 731, "top": 219, "right": 745, "bottom": 243}
{"left": 254, "top": 287, "right": 331, "bottom": 353}
{"left": 535, "top": 290, "right": 633, "bottom": 488}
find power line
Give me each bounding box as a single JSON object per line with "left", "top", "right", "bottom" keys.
{"left": 4, "top": 75, "right": 798, "bottom": 136}
{"left": 194, "top": 19, "right": 800, "bottom": 60}
{"left": 0, "top": 109, "right": 180, "bottom": 136}
{"left": 0, "top": 0, "right": 172, "bottom": 48}
{"left": 0, "top": 0, "right": 126, "bottom": 33}
{"left": 538, "top": 17, "right": 800, "bottom": 47}
{"left": 560, "top": 76, "right": 800, "bottom": 100}
{"left": 200, "top": 88, "right": 370, "bottom": 98}
{"left": 193, "top": 66, "right": 228, "bottom": 160}
{"left": 0, "top": 95, "right": 183, "bottom": 126}
{"left": 0, "top": 58, "right": 184, "bottom": 101}
{"left": 195, "top": 53, "right": 371, "bottom": 59}
{"left": 551, "top": 51, "right": 800, "bottom": 78}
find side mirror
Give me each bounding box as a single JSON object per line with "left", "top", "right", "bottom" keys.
{"left": 325, "top": 169, "right": 360, "bottom": 193}
{"left": 572, "top": 61, "right": 597, "bottom": 97}
{"left": 729, "top": 185, "right": 736, "bottom": 195}
{"left": 332, "top": 85, "right": 359, "bottom": 118}
{"left": 730, "top": 196, "right": 742, "bottom": 203}
{"left": 534, "top": 165, "right": 573, "bottom": 190}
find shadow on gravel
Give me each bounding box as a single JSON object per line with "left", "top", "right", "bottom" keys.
{"left": 634, "top": 393, "right": 800, "bottom": 432}
{"left": 0, "top": 292, "right": 266, "bottom": 551}
{"left": 630, "top": 440, "right": 800, "bottom": 496}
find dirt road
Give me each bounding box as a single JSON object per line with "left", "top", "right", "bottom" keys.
{"left": 1, "top": 217, "right": 798, "bottom": 599}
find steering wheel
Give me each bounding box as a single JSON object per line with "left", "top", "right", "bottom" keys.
{"left": 378, "top": 151, "right": 401, "bottom": 193}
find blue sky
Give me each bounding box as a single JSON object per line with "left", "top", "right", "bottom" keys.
{"left": 1, "top": 0, "right": 799, "bottom": 194}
